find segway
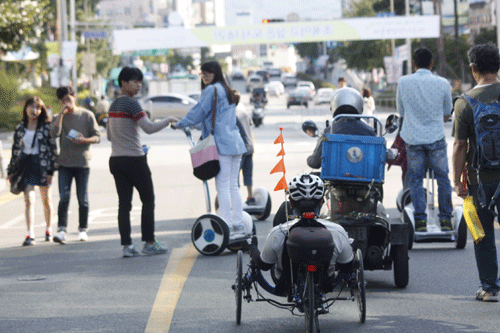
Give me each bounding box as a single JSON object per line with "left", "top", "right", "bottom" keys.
{"left": 182, "top": 128, "right": 256, "bottom": 256}
{"left": 215, "top": 187, "right": 272, "bottom": 221}
{"left": 399, "top": 169, "right": 467, "bottom": 250}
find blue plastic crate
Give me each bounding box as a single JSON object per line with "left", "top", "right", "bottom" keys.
{"left": 320, "top": 134, "right": 386, "bottom": 183}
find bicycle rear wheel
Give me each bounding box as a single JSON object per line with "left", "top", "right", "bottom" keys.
{"left": 304, "top": 272, "right": 319, "bottom": 333}
{"left": 354, "top": 249, "right": 366, "bottom": 323}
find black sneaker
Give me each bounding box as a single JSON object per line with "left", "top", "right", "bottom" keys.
{"left": 245, "top": 198, "right": 257, "bottom": 205}
{"left": 415, "top": 219, "right": 427, "bottom": 232}
{"left": 45, "top": 231, "right": 51, "bottom": 242}
{"left": 22, "top": 236, "right": 35, "bottom": 246}
{"left": 440, "top": 219, "right": 452, "bottom": 231}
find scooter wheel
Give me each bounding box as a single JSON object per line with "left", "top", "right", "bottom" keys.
{"left": 253, "top": 187, "right": 272, "bottom": 221}
{"left": 191, "top": 214, "right": 229, "bottom": 256}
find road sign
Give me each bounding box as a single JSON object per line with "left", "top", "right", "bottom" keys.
{"left": 82, "top": 52, "right": 96, "bottom": 75}
{"left": 126, "top": 49, "right": 169, "bottom": 57}
{"left": 83, "top": 30, "right": 108, "bottom": 39}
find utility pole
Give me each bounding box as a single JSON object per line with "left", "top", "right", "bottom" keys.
{"left": 389, "top": 0, "right": 397, "bottom": 86}
{"left": 497, "top": 0, "right": 500, "bottom": 49}
{"left": 405, "top": 0, "right": 412, "bottom": 75}
{"left": 70, "top": 0, "right": 77, "bottom": 95}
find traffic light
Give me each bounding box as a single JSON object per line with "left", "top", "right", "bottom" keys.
{"left": 262, "top": 18, "right": 284, "bottom": 24}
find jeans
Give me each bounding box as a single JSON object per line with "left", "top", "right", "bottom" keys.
{"left": 216, "top": 154, "right": 243, "bottom": 227}
{"left": 240, "top": 154, "right": 253, "bottom": 187}
{"left": 406, "top": 138, "right": 453, "bottom": 221}
{"left": 57, "top": 166, "right": 90, "bottom": 232}
{"left": 109, "top": 155, "right": 155, "bottom": 246}
{"left": 470, "top": 182, "right": 500, "bottom": 292}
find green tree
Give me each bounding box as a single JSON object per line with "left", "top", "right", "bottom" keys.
{"left": 474, "top": 28, "right": 497, "bottom": 45}
{"left": 0, "top": 0, "right": 50, "bottom": 53}
{"left": 295, "top": 43, "right": 320, "bottom": 61}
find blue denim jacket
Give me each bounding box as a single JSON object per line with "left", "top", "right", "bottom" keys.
{"left": 177, "top": 82, "right": 247, "bottom": 156}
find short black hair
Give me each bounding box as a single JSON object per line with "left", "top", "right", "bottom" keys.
{"left": 118, "top": 67, "right": 143, "bottom": 87}
{"left": 56, "top": 86, "right": 75, "bottom": 100}
{"left": 338, "top": 77, "right": 345, "bottom": 82}
{"left": 468, "top": 43, "right": 500, "bottom": 74}
{"left": 413, "top": 47, "right": 433, "bottom": 69}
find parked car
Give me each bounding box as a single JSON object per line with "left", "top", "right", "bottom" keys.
{"left": 269, "top": 68, "right": 282, "bottom": 79}
{"left": 281, "top": 73, "right": 298, "bottom": 87}
{"left": 139, "top": 93, "right": 198, "bottom": 120}
{"left": 287, "top": 87, "right": 311, "bottom": 108}
{"left": 246, "top": 75, "right": 264, "bottom": 92}
{"left": 265, "top": 81, "right": 285, "bottom": 96}
{"left": 314, "top": 88, "right": 335, "bottom": 105}
{"left": 297, "top": 81, "right": 316, "bottom": 99}
{"left": 231, "top": 70, "right": 245, "bottom": 81}
{"left": 187, "top": 91, "right": 201, "bottom": 101}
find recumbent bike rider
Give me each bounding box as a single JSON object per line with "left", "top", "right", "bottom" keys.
{"left": 243, "top": 174, "right": 356, "bottom": 301}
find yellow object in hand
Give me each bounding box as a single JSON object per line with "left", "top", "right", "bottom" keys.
{"left": 463, "top": 196, "right": 485, "bottom": 243}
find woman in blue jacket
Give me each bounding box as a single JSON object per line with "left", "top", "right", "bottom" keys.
{"left": 175, "top": 61, "right": 247, "bottom": 233}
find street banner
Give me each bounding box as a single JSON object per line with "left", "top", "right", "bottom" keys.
{"left": 113, "top": 16, "right": 440, "bottom": 53}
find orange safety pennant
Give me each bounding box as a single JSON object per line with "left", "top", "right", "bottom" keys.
{"left": 274, "top": 175, "right": 288, "bottom": 191}
{"left": 276, "top": 147, "right": 285, "bottom": 157}
{"left": 274, "top": 133, "right": 284, "bottom": 144}
{"left": 270, "top": 159, "right": 286, "bottom": 174}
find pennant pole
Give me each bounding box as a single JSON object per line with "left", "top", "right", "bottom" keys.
{"left": 271, "top": 127, "right": 289, "bottom": 222}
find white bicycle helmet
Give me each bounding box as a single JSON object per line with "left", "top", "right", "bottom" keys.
{"left": 288, "top": 174, "right": 324, "bottom": 201}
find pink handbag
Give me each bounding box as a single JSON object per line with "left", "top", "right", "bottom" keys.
{"left": 189, "top": 87, "right": 220, "bottom": 180}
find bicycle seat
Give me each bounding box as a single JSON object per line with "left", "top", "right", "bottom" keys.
{"left": 286, "top": 227, "right": 334, "bottom": 266}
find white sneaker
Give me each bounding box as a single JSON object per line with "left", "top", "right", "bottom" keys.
{"left": 78, "top": 231, "right": 88, "bottom": 242}
{"left": 53, "top": 231, "right": 66, "bottom": 244}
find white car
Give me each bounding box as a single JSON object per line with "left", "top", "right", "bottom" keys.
{"left": 265, "top": 81, "right": 285, "bottom": 96}
{"left": 281, "top": 73, "right": 298, "bottom": 87}
{"left": 139, "top": 93, "right": 198, "bottom": 120}
{"left": 246, "top": 75, "right": 264, "bottom": 92}
{"left": 297, "top": 81, "right": 316, "bottom": 99}
{"left": 314, "top": 88, "right": 335, "bottom": 105}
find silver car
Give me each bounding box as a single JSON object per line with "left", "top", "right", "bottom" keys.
{"left": 139, "top": 93, "right": 198, "bottom": 120}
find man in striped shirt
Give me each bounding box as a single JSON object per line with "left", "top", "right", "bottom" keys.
{"left": 107, "top": 67, "right": 177, "bottom": 258}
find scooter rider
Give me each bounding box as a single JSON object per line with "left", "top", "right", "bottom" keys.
{"left": 307, "top": 87, "right": 376, "bottom": 169}
{"left": 243, "top": 174, "right": 354, "bottom": 294}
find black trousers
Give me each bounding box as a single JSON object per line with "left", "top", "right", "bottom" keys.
{"left": 109, "top": 155, "right": 155, "bottom": 245}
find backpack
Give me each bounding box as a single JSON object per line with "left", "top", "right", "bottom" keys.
{"left": 462, "top": 94, "right": 500, "bottom": 170}
{"left": 461, "top": 94, "right": 500, "bottom": 213}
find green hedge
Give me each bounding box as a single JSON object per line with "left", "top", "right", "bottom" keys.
{"left": 0, "top": 81, "right": 60, "bottom": 131}
{"left": 0, "top": 71, "right": 20, "bottom": 130}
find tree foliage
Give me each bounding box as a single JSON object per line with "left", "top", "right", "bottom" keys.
{"left": 474, "top": 28, "right": 497, "bottom": 45}
{"left": 0, "top": 0, "right": 51, "bottom": 53}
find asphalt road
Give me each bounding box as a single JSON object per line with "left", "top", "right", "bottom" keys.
{"left": 0, "top": 87, "right": 499, "bottom": 333}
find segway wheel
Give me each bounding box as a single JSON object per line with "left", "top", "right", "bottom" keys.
{"left": 392, "top": 245, "right": 409, "bottom": 288}
{"left": 191, "top": 214, "right": 229, "bottom": 256}
{"left": 455, "top": 215, "right": 467, "bottom": 250}
{"left": 235, "top": 250, "right": 243, "bottom": 325}
{"left": 354, "top": 249, "right": 366, "bottom": 323}
{"left": 253, "top": 187, "right": 272, "bottom": 221}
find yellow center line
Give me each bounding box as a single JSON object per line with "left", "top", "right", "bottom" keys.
{"left": 0, "top": 192, "right": 21, "bottom": 206}
{"left": 145, "top": 244, "right": 199, "bottom": 333}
